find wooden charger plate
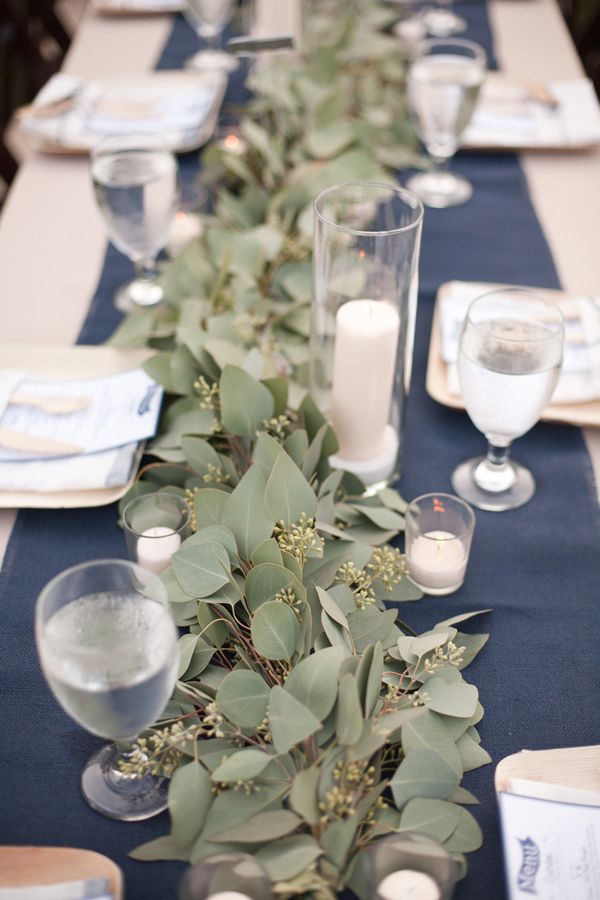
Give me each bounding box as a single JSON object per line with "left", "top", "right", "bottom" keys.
{"left": 0, "top": 846, "right": 123, "bottom": 897}
{"left": 426, "top": 281, "right": 600, "bottom": 430}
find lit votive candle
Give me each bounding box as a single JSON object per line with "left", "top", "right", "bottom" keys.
{"left": 218, "top": 132, "right": 248, "bottom": 157}
{"left": 208, "top": 893, "right": 253, "bottom": 900}
{"left": 377, "top": 869, "right": 441, "bottom": 900}
{"left": 405, "top": 493, "right": 475, "bottom": 596}
{"left": 136, "top": 526, "right": 181, "bottom": 575}
{"left": 167, "top": 211, "right": 203, "bottom": 257}
{"left": 329, "top": 299, "right": 400, "bottom": 485}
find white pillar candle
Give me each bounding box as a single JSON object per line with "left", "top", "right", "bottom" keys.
{"left": 331, "top": 299, "right": 400, "bottom": 462}
{"left": 407, "top": 529, "right": 467, "bottom": 594}
{"left": 136, "top": 526, "right": 181, "bottom": 575}
{"left": 377, "top": 869, "right": 441, "bottom": 900}
{"left": 167, "top": 211, "right": 203, "bottom": 257}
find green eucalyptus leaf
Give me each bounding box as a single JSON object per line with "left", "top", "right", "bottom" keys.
{"left": 212, "top": 809, "right": 301, "bottom": 844}
{"left": 220, "top": 365, "right": 274, "bottom": 438}
{"left": 269, "top": 686, "right": 322, "bottom": 753}
{"left": 264, "top": 450, "right": 317, "bottom": 526}
{"left": 290, "top": 767, "right": 321, "bottom": 825}
{"left": 424, "top": 677, "right": 479, "bottom": 719}
{"left": 216, "top": 670, "right": 270, "bottom": 728}
{"left": 256, "top": 835, "right": 322, "bottom": 882}
{"left": 182, "top": 436, "right": 222, "bottom": 476}
{"left": 347, "top": 607, "right": 399, "bottom": 653}
{"left": 129, "top": 835, "right": 190, "bottom": 862}
{"left": 203, "top": 783, "right": 286, "bottom": 840}
{"left": 399, "top": 798, "right": 463, "bottom": 843}
{"left": 251, "top": 600, "right": 299, "bottom": 660}
{"left": 401, "top": 710, "right": 463, "bottom": 777}
{"left": 172, "top": 541, "right": 231, "bottom": 598}
{"left": 285, "top": 646, "right": 347, "bottom": 719}
{"left": 211, "top": 748, "right": 273, "bottom": 783}
{"left": 445, "top": 808, "right": 483, "bottom": 853}
{"left": 222, "top": 464, "right": 276, "bottom": 560}
{"left": 390, "top": 749, "right": 460, "bottom": 810}
{"left": 336, "top": 673, "right": 363, "bottom": 745}
{"left": 251, "top": 538, "right": 284, "bottom": 567}
{"left": 456, "top": 732, "right": 492, "bottom": 771}
{"left": 246, "top": 562, "right": 306, "bottom": 613}
{"left": 169, "top": 760, "right": 213, "bottom": 849}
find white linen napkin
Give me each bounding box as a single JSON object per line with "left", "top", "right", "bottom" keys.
{"left": 464, "top": 77, "right": 600, "bottom": 148}
{"left": 439, "top": 281, "right": 600, "bottom": 405}
{"left": 0, "top": 442, "right": 139, "bottom": 493}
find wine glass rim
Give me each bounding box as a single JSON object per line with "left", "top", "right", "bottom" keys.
{"left": 35, "top": 557, "right": 168, "bottom": 625}
{"left": 122, "top": 491, "right": 192, "bottom": 537}
{"left": 407, "top": 492, "right": 476, "bottom": 538}
{"left": 412, "top": 36, "right": 487, "bottom": 66}
{"left": 314, "top": 181, "right": 424, "bottom": 236}
{"left": 465, "top": 287, "right": 564, "bottom": 341}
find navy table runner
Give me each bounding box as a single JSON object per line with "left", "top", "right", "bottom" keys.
{"left": 1, "top": 5, "right": 600, "bottom": 900}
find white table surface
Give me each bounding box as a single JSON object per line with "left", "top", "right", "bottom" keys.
{"left": 0, "top": 0, "right": 598, "bottom": 562}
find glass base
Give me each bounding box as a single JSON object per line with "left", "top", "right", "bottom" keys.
{"left": 422, "top": 8, "right": 467, "bottom": 36}
{"left": 407, "top": 576, "right": 464, "bottom": 596}
{"left": 114, "top": 279, "right": 165, "bottom": 313}
{"left": 451, "top": 456, "right": 535, "bottom": 511}
{"left": 185, "top": 49, "right": 238, "bottom": 72}
{"left": 81, "top": 743, "right": 169, "bottom": 821}
{"left": 406, "top": 170, "right": 473, "bottom": 208}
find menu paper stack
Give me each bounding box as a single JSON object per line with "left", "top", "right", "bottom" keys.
{"left": 19, "top": 71, "right": 226, "bottom": 154}
{"left": 463, "top": 76, "right": 600, "bottom": 149}
{"left": 438, "top": 281, "right": 600, "bottom": 405}
{"left": 0, "top": 368, "right": 162, "bottom": 493}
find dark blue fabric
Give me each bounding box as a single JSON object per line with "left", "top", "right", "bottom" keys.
{"left": 1, "top": 6, "right": 600, "bottom": 900}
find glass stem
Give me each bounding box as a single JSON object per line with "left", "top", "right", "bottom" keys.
{"left": 474, "top": 441, "right": 515, "bottom": 493}
{"left": 134, "top": 258, "right": 158, "bottom": 284}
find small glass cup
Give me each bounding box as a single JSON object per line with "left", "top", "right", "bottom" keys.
{"left": 405, "top": 493, "right": 475, "bottom": 595}
{"left": 362, "top": 832, "right": 458, "bottom": 900}
{"left": 122, "top": 492, "right": 192, "bottom": 575}
{"left": 179, "top": 852, "right": 274, "bottom": 900}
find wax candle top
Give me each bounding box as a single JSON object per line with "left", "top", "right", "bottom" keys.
{"left": 136, "top": 526, "right": 182, "bottom": 575}
{"left": 410, "top": 530, "right": 466, "bottom": 572}
{"left": 337, "top": 299, "right": 400, "bottom": 338}
{"left": 208, "top": 893, "right": 253, "bottom": 900}
{"left": 377, "top": 868, "right": 441, "bottom": 900}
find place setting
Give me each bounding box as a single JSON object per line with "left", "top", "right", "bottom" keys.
{"left": 2, "top": 0, "right": 600, "bottom": 898}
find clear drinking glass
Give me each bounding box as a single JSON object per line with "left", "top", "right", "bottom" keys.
{"left": 361, "top": 832, "right": 457, "bottom": 900}
{"left": 311, "top": 181, "right": 424, "bottom": 492}
{"left": 451, "top": 289, "right": 564, "bottom": 511}
{"left": 91, "top": 134, "right": 180, "bottom": 313}
{"left": 179, "top": 852, "right": 274, "bottom": 900}
{"left": 36, "top": 559, "right": 179, "bottom": 820}
{"left": 122, "top": 492, "right": 192, "bottom": 575}
{"left": 406, "top": 38, "right": 486, "bottom": 208}
{"left": 183, "top": 0, "right": 237, "bottom": 72}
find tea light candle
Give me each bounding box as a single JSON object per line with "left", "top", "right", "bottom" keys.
{"left": 167, "top": 211, "right": 203, "bottom": 257}
{"left": 330, "top": 299, "right": 400, "bottom": 474}
{"left": 136, "top": 526, "right": 181, "bottom": 575}
{"left": 208, "top": 893, "right": 253, "bottom": 900}
{"left": 377, "top": 869, "right": 441, "bottom": 900}
{"left": 407, "top": 529, "right": 467, "bottom": 594}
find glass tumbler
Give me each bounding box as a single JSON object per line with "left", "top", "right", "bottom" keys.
{"left": 405, "top": 492, "right": 475, "bottom": 595}
{"left": 122, "top": 491, "right": 192, "bottom": 575}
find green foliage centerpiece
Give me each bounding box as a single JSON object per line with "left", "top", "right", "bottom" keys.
{"left": 111, "top": 2, "right": 492, "bottom": 896}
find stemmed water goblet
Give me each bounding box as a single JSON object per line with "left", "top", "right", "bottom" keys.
{"left": 91, "top": 134, "right": 179, "bottom": 313}
{"left": 183, "top": 0, "right": 238, "bottom": 72}
{"left": 451, "top": 289, "right": 564, "bottom": 511}
{"left": 406, "top": 38, "right": 486, "bottom": 208}
{"left": 36, "top": 559, "right": 179, "bottom": 820}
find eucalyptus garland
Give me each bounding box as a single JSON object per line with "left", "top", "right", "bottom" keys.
{"left": 113, "top": 2, "right": 491, "bottom": 896}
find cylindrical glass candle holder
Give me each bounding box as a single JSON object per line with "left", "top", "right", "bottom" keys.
{"left": 311, "top": 181, "right": 424, "bottom": 491}
{"left": 405, "top": 492, "right": 475, "bottom": 595}
{"left": 362, "top": 832, "right": 458, "bottom": 900}
{"left": 122, "top": 492, "right": 192, "bottom": 575}
{"left": 179, "top": 852, "right": 274, "bottom": 900}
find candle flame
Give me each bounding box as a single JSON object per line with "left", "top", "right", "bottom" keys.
{"left": 433, "top": 497, "right": 446, "bottom": 513}
{"left": 224, "top": 134, "right": 241, "bottom": 151}
{"left": 175, "top": 211, "right": 186, "bottom": 223}
{"left": 358, "top": 249, "right": 366, "bottom": 259}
